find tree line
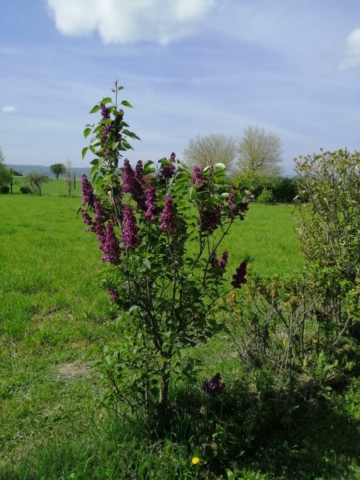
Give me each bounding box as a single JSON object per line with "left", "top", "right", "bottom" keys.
{"left": 183, "top": 126, "right": 295, "bottom": 203}
{"left": 1, "top": 125, "right": 294, "bottom": 200}
{"left": 0, "top": 148, "right": 77, "bottom": 195}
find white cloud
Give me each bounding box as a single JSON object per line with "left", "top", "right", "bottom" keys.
{"left": 45, "top": 0, "right": 214, "bottom": 44}
{"left": 2, "top": 106, "right": 16, "bottom": 113}
{"left": 338, "top": 28, "right": 360, "bottom": 71}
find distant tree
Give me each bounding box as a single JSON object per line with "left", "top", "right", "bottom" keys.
{"left": 183, "top": 133, "right": 237, "bottom": 170}
{"left": 0, "top": 164, "right": 12, "bottom": 186}
{"left": 8, "top": 169, "right": 18, "bottom": 193}
{"left": 0, "top": 145, "right": 5, "bottom": 165}
{"left": 237, "top": 126, "right": 283, "bottom": 178}
{"left": 50, "top": 163, "right": 66, "bottom": 179}
{"left": 64, "top": 160, "right": 73, "bottom": 196}
{"left": 10, "top": 169, "right": 23, "bottom": 176}
{"left": 26, "top": 171, "right": 50, "bottom": 195}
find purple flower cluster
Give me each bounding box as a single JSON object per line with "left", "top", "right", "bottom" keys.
{"left": 159, "top": 196, "right": 176, "bottom": 234}
{"left": 209, "top": 249, "right": 228, "bottom": 271}
{"left": 200, "top": 205, "right": 222, "bottom": 233}
{"left": 121, "top": 205, "right": 140, "bottom": 250}
{"left": 135, "top": 160, "right": 145, "bottom": 185}
{"left": 209, "top": 249, "right": 218, "bottom": 268}
{"left": 122, "top": 159, "right": 145, "bottom": 210}
{"left": 231, "top": 260, "right": 248, "bottom": 288}
{"left": 193, "top": 166, "right": 206, "bottom": 185}
{"left": 92, "top": 199, "right": 107, "bottom": 246}
{"left": 144, "top": 184, "right": 159, "bottom": 222}
{"left": 201, "top": 373, "right": 225, "bottom": 395}
{"left": 238, "top": 202, "right": 249, "bottom": 221}
{"left": 101, "top": 124, "right": 112, "bottom": 145}
{"left": 218, "top": 250, "right": 229, "bottom": 269}
{"left": 160, "top": 152, "right": 176, "bottom": 179}
{"left": 100, "top": 103, "right": 110, "bottom": 120}
{"left": 81, "top": 174, "right": 96, "bottom": 208}
{"left": 101, "top": 222, "right": 121, "bottom": 265}
{"left": 108, "top": 287, "right": 119, "bottom": 303}
{"left": 226, "top": 186, "right": 253, "bottom": 221}
{"left": 227, "top": 193, "right": 237, "bottom": 214}
{"left": 80, "top": 208, "right": 94, "bottom": 232}
{"left": 100, "top": 103, "right": 112, "bottom": 144}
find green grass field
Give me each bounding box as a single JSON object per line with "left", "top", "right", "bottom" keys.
{"left": 11, "top": 176, "right": 82, "bottom": 196}
{"left": 1, "top": 191, "right": 359, "bottom": 479}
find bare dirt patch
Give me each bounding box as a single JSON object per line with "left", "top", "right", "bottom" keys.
{"left": 56, "top": 361, "right": 91, "bottom": 379}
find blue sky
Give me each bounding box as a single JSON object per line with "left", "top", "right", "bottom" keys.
{"left": 1, "top": 0, "right": 360, "bottom": 174}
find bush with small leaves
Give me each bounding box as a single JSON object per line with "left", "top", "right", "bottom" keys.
{"left": 81, "top": 82, "right": 253, "bottom": 418}
{"left": 20, "top": 186, "right": 32, "bottom": 194}
{"left": 257, "top": 187, "right": 274, "bottom": 204}
{"left": 0, "top": 185, "right": 10, "bottom": 194}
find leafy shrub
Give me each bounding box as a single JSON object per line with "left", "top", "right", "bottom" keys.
{"left": 257, "top": 187, "right": 274, "bottom": 204}
{"left": 81, "top": 83, "right": 253, "bottom": 417}
{"left": 0, "top": 185, "right": 10, "bottom": 194}
{"left": 295, "top": 149, "right": 360, "bottom": 282}
{"left": 272, "top": 177, "right": 297, "bottom": 203}
{"left": 224, "top": 270, "right": 360, "bottom": 395}
{"left": 20, "top": 185, "right": 32, "bottom": 194}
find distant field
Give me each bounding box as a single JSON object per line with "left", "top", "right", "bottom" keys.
{"left": 12, "top": 176, "right": 82, "bottom": 196}
{"left": 0, "top": 193, "right": 304, "bottom": 474}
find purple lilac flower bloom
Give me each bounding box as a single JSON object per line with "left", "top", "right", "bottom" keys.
{"left": 80, "top": 208, "right": 95, "bottom": 233}
{"left": 193, "top": 166, "right": 206, "bottom": 185}
{"left": 80, "top": 208, "right": 92, "bottom": 226}
{"left": 121, "top": 204, "right": 140, "bottom": 250}
{"left": 159, "top": 196, "right": 176, "bottom": 234}
{"left": 81, "top": 174, "right": 96, "bottom": 208}
{"left": 218, "top": 250, "right": 229, "bottom": 269}
{"left": 135, "top": 160, "right": 145, "bottom": 185}
{"left": 93, "top": 199, "right": 107, "bottom": 245}
{"left": 101, "top": 124, "right": 112, "bottom": 145}
{"left": 231, "top": 260, "right": 248, "bottom": 288}
{"left": 201, "top": 373, "right": 225, "bottom": 395}
{"left": 102, "top": 222, "right": 121, "bottom": 265}
{"left": 200, "top": 205, "right": 222, "bottom": 233}
{"left": 144, "top": 184, "right": 159, "bottom": 222}
{"left": 100, "top": 103, "right": 110, "bottom": 120}
{"left": 160, "top": 152, "right": 176, "bottom": 179}
{"left": 227, "top": 193, "right": 237, "bottom": 213}
{"left": 108, "top": 287, "right": 119, "bottom": 303}
{"left": 209, "top": 249, "right": 218, "bottom": 268}
{"left": 238, "top": 202, "right": 249, "bottom": 221}
{"left": 122, "top": 159, "right": 145, "bottom": 210}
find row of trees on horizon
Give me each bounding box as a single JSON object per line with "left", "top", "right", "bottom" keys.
{"left": 0, "top": 125, "right": 296, "bottom": 201}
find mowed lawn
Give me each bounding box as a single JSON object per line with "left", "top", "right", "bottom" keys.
{"left": 0, "top": 192, "right": 303, "bottom": 473}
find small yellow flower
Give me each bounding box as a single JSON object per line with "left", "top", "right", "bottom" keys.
{"left": 312, "top": 338, "right": 318, "bottom": 344}
{"left": 192, "top": 457, "right": 200, "bottom": 465}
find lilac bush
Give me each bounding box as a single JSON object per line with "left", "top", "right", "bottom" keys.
{"left": 80, "top": 82, "right": 253, "bottom": 415}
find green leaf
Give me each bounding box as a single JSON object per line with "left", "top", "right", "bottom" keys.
{"left": 90, "top": 158, "right": 100, "bottom": 166}
{"left": 123, "top": 129, "right": 141, "bottom": 141}
{"left": 82, "top": 147, "right": 89, "bottom": 159}
{"left": 89, "top": 105, "right": 101, "bottom": 114}
{"left": 83, "top": 128, "right": 92, "bottom": 138}
{"left": 122, "top": 140, "right": 133, "bottom": 150}
{"left": 90, "top": 137, "right": 101, "bottom": 147}
{"left": 90, "top": 164, "right": 99, "bottom": 177}
{"left": 121, "top": 100, "right": 133, "bottom": 108}
{"left": 129, "top": 305, "right": 140, "bottom": 314}
{"left": 100, "top": 97, "right": 112, "bottom": 104}
{"left": 143, "top": 259, "right": 151, "bottom": 269}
